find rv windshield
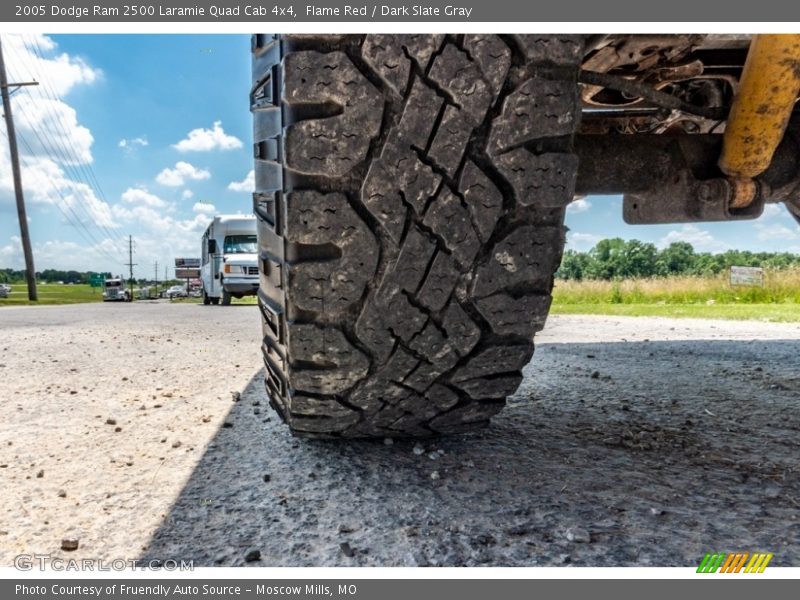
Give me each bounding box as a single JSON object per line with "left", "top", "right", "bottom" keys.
{"left": 223, "top": 235, "right": 257, "bottom": 254}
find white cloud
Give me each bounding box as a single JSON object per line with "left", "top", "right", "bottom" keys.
{"left": 121, "top": 187, "right": 166, "bottom": 208}
{"left": 155, "top": 161, "right": 211, "bottom": 187}
{"left": 761, "top": 203, "right": 784, "bottom": 219}
{"left": 566, "top": 232, "right": 602, "bottom": 251}
{"left": 0, "top": 35, "right": 116, "bottom": 235}
{"left": 755, "top": 223, "right": 800, "bottom": 242}
{"left": 181, "top": 189, "right": 194, "bottom": 200}
{"left": 0, "top": 235, "right": 125, "bottom": 273}
{"left": 1, "top": 152, "right": 116, "bottom": 230}
{"left": 192, "top": 202, "right": 216, "bottom": 215}
{"left": 118, "top": 136, "right": 148, "bottom": 149}
{"left": 1, "top": 35, "right": 100, "bottom": 166}
{"left": 111, "top": 204, "right": 212, "bottom": 269}
{"left": 658, "top": 225, "right": 727, "bottom": 253}
{"left": 227, "top": 170, "right": 255, "bottom": 193}
{"left": 172, "top": 121, "right": 242, "bottom": 152}
{"left": 3, "top": 34, "right": 100, "bottom": 96}
{"left": 567, "top": 197, "right": 591, "bottom": 214}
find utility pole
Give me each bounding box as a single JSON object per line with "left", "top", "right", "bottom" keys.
{"left": 154, "top": 260, "right": 158, "bottom": 298}
{"left": 0, "top": 36, "right": 39, "bottom": 301}
{"left": 124, "top": 235, "right": 136, "bottom": 301}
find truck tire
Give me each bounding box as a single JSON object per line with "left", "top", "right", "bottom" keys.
{"left": 203, "top": 290, "right": 211, "bottom": 305}
{"left": 252, "top": 34, "right": 583, "bottom": 437}
{"left": 221, "top": 290, "right": 232, "bottom": 306}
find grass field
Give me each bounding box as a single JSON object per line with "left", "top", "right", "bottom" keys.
{"left": 550, "top": 303, "right": 799, "bottom": 322}
{"left": 3, "top": 271, "right": 799, "bottom": 322}
{"left": 0, "top": 283, "right": 103, "bottom": 306}
{"left": 0, "top": 281, "right": 260, "bottom": 307}
{"left": 552, "top": 269, "right": 800, "bottom": 322}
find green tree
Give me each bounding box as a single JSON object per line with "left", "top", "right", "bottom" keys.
{"left": 557, "top": 250, "right": 593, "bottom": 280}
{"left": 656, "top": 242, "right": 695, "bottom": 276}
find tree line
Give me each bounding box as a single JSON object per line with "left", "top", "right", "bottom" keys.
{"left": 557, "top": 239, "right": 800, "bottom": 280}
{"left": 0, "top": 269, "right": 111, "bottom": 284}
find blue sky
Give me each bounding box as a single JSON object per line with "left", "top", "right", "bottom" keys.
{"left": 1, "top": 34, "right": 799, "bottom": 280}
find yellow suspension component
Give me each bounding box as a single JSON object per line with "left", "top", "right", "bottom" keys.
{"left": 720, "top": 34, "right": 800, "bottom": 183}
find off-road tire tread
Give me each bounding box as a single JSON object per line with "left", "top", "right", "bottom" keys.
{"left": 251, "top": 34, "right": 582, "bottom": 437}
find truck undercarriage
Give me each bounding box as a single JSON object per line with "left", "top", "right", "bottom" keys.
{"left": 576, "top": 34, "right": 800, "bottom": 225}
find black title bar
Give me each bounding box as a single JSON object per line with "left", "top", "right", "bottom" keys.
{"left": 3, "top": 0, "right": 800, "bottom": 22}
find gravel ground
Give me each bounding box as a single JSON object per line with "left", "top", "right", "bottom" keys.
{"left": 1, "top": 303, "right": 799, "bottom": 567}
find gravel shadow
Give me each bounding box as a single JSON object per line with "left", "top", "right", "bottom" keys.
{"left": 141, "top": 338, "right": 800, "bottom": 567}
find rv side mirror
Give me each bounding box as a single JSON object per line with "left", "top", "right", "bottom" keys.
{"left": 208, "top": 239, "right": 217, "bottom": 254}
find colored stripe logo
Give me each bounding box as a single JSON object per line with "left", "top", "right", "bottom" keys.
{"left": 697, "top": 552, "right": 773, "bottom": 573}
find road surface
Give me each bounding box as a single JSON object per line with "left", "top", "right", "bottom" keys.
{"left": 1, "top": 302, "right": 798, "bottom": 567}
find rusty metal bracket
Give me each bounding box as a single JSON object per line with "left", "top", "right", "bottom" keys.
{"left": 623, "top": 171, "right": 765, "bottom": 224}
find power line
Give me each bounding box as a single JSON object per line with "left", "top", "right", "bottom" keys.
{"left": 1, "top": 37, "right": 121, "bottom": 251}
{"left": 2, "top": 127, "right": 124, "bottom": 267}
{"left": 23, "top": 36, "right": 123, "bottom": 243}
{"left": 24, "top": 35, "right": 124, "bottom": 253}
{"left": 12, "top": 130, "right": 120, "bottom": 261}
{"left": 3, "top": 35, "right": 127, "bottom": 259}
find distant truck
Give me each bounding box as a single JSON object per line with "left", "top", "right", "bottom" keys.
{"left": 200, "top": 215, "right": 259, "bottom": 305}
{"left": 102, "top": 277, "right": 130, "bottom": 302}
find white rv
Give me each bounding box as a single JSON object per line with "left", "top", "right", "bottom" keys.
{"left": 200, "top": 215, "right": 259, "bottom": 305}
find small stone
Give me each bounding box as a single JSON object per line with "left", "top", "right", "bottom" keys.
{"left": 57, "top": 490, "right": 67, "bottom": 498}
{"left": 36, "top": 469, "right": 44, "bottom": 478}
{"left": 338, "top": 524, "right": 356, "bottom": 534}
{"left": 412, "top": 444, "right": 425, "bottom": 456}
{"left": 565, "top": 527, "right": 591, "bottom": 543}
{"left": 114, "top": 427, "right": 122, "bottom": 433}
{"left": 383, "top": 438, "right": 394, "bottom": 446}
{"left": 430, "top": 470, "right": 440, "bottom": 480}
{"left": 262, "top": 474, "right": 271, "bottom": 483}
{"left": 171, "top": 441, "right": 182, "bottom": 449}
{"left": 649, "top": 507, "right": 666, "bottom": 516}
{"left": 61, "top": 538, "right": 79, "bottom": 551}
{"left": 340, "top": 542, "right": 356, "bottom": 558}
{"left": 244, "top": 550, "right": 261, "bottom": 563}
{"left": 231, "top": 391, "right": 241, "bottom": 402}
{"left": 222, "top": 422, "right": 234, "bottom": 428}
{"left": 591, "top": 371, "right": 600, "bottom": 379}
{"left": 105, "top": 418, "right": 117, "bottom": 425}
